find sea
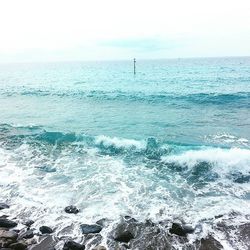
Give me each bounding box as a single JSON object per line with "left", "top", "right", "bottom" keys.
{"left": 0, "top": 57, "right": 250, "bottom": 249}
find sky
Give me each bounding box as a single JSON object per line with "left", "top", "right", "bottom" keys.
{"left": 0, "top": 0, "right": 250, "bottom": 62}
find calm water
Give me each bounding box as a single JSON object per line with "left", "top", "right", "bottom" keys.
{"left": 0, "top": 57, "right": 250, "bottom": 247}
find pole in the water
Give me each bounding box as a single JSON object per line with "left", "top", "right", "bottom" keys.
{"left": 134, "top": 58, "right": 136, "bottom": 75}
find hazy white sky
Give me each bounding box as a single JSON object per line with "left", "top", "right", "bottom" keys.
{"left": 0, "top": 0, "right": 250, "bottom": 62}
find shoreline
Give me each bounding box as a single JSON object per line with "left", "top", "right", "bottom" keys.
{"left": 0, "top": 203, "right": 249, "bottom": 250}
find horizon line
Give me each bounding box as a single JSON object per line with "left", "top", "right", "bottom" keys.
{"left": 0, "top": 55, "right": 249, "bottom": 65}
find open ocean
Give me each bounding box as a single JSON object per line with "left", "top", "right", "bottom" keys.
{"left": 0, "top": 57, "right": 250, "bottom": 249}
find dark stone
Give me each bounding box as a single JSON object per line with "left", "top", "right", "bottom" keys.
{"left": 0, "top": 203, "right": 9, "bottom": 210}
{"left": 0, "top": 215, "right": 9, "bottom": 219}
{"left": 169, "top": 223, "right": 194, "bottom": 237}
{"left": 9, "top": 242, "right": 27, "bottom": 250}
{"left": 199, "top": 236, "right": 223, "bottom": 250}
{"left": 114, "top": 231, "right": 134, "bottom": 243}
{"left": 63, "top": 240, "right": 85, "bottom": 250}
{"left": 64, "top": 206, "right": 79, "bottom": 214}
{"left": 215, "top": 215, "right": 223, "bottom": 219}
{"left": 29, "top": 235, "right": 57, "bottom": 250}
{"left": 39, "top": 226, "right": 53, "bottom": 234}
{"left": 108, "top": 218, "right": 171, "bottom": 250}
{"left": 0, "top": 218, "right": 17, "bottom": 228}
{"left": 238, "top": 222, "right": 250, "bottom": 242}
{"left": 0, "top": 230, "right": 18, "bottom": 240}
{"left": 23, "top": 220, "right": 34, "bottom": 227}
{"left": 0, "top": 238, "right": 16, "bottom": 248}
{"left": 80, "top": 224, "right": 102, "bottom": 234}
{"left": 18, "top": 229, "right": 34, "bottom": 239}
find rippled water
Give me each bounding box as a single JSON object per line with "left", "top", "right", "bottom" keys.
{"left": 0, "top": 57, "right": 250, "bottom": 248}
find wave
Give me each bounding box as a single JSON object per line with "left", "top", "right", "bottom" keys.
{"left": 1, "top": 124, "right": 250, "bottom": 173}
{"left": 161, "top": 147, "right": 250, "bottom": 184}
{"left": 94, "top": 135, "right": 146, "bottom": 150}
{"left": 1, "top": 88, "right": 250, "bottom": 106}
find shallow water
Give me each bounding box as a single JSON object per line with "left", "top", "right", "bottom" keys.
{"left": 0, "top": 57, "right": 250, "bottom": 248}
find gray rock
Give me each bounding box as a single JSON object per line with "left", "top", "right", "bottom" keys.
{"left": 9, "top": 241, "right": 27, "bottom": 250}
{"left": 0, "top": 218, "right": 17, "bottom": 228}
{"left": 63, "top": 240, "right": 85, "bottom": 250}
{"left": 0, "top": 238, "right": 16, "bottom": 248}
{"left": 114, "top": 231, "right": 134, "bottom": 243}
{"left": 80, "top": 224, "right": 102, "bottom": 234}
{"left": 82, "top": 234, "right": 102, "bottom": 249}
{"left": 29, "top": 235, "right": 57, "bottom": 250}
{"left": 95, "top": 218, "right": 109, "bottom": 227}
{"left": 39, "top": 226, "right": 53, "bottom": 234}
{"left": 18, "top": 229, "right": 34, "bottom": 239}
{"left": 238, "top": 223, "right": 250, "bottom": 242}
{"left": 0, "top": 229, "right": 18, "bottom": 240}
{"left": 23, "top": 220, "right": 34, "bottom": 228}
{"left": 92, "top": 246, "right": 106, "bottom": 250}
{"left": 0, "top": 203, "right": 9, "bottom": 210}
{"left": 64, "top": 206, "right": 79, "bottom": 214}
{"left": 109, "top": 218, "right": 171, "bottom": 250}
{"left": 169, "top": 223, "right": 194, "bottom": 237}
{"left": 198, "top": 235, "right": 223, "bottom": 250}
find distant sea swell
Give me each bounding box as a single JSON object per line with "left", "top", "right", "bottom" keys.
{"left": 1, "top": 87, "right": 250, "bottom": 107}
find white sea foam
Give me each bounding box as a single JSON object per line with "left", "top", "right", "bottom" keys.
{"left": 205, "top": 133, "right": 249, "bottom": 147}
{"left": 1, "top": 142, "right": 250, "bottom": 249}
{"left": 94, "top": 135, "right": 146, "bottom": 150}
{"left": 162, "top": 147, "right": 250, "bottom": 175}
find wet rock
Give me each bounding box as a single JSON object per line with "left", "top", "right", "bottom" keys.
{"left": 169, "top": 223, "right": 194, "bottom": 237}
{"left": 0, "top": 215, "right": 9, "bottom": 219}
{"left": 198, "top": 235, "right": 223, "bottom": 250}
{"left": 0, "top": 218, "right": 17, "bottom": 228}
{"left": 129, "top": 223, "right": 171, "bottom": 250}
{"left": 18, "top": 229, "right": 34, "bottom": 239}
{"left": 39, "top": 226, "right": 53, "bottom": 234}
{"left": 215, "top": 219, "right": 248, "bottom": 248}
{"left": 109, "top": 218, "right": 171, "bottom": 250}
{"left": 109, "top": 220, "right": 136, "bottom": 246}
{"left": 0, "top": 229, "right": 18, "bottom": 240}
{"left": 57, "top": 224, "right": 74, "bottom": 236}
{"left": 114, "top": 231, "right": 134, "bottom": 243}
{"left": 92, "top": 246, "right": 106, "bottom": 250}
{"left": 0, "top": 203, "right": 9, "bottom": 210}
{"left": 80, "top": 224, "right": 102, "bottom": 234}
{"left": 9, "top": 241, "right": 27, "bottom": 250}
{"left": 95, "top": 218, "right": 109, "bottom": 227}
{"left": 29, "top": 235, "right": 57, "bottom": 250}
{"left": 64, "top": 206, "right": 79, "bottom": 214}
{"left": 238, "top": 223, "right": 250, "bottom": 241}
{"left": 215, "top": 215, "right": 223, "bottom": 219}
{"left": 0, "top": 238, "right": 15, "bottom": 248}
{"left": 123, "top": 216, "right": 137, "bottom": 223}
{"left": 235, "top": 222, "right": 250, "bottom": 249}
{"left": 82, "top": 234, "right": 102, "bottom": 249}
{"left": 23, "top": 220, "right": 34, "bottom": 228}
{"left": 63, "top": 240, "right": 85, "bottom": 250}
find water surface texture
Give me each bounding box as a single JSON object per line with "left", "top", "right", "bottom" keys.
{"left": 0, "top": 57, "right": 250, "bottom": 247}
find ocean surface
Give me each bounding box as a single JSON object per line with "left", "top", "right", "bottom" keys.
{"left": 0, "top": 57, "right": 250, "bottom": 248}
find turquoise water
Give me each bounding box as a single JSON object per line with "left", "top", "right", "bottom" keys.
{"left": 0, "top": 57, "right": 250, "bottom": 246}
